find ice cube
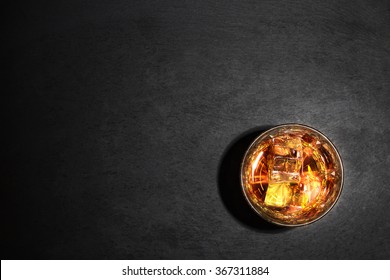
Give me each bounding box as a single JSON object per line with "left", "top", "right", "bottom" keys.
{"left": 264, "top": 182, "right": 292, "bottom": 207}
{"left": 299, "top": 169, "right": 322, "bottom": 207}
{"left": 269, "top": 157, "right": 301, "bottom": 183}
{"left": 286, "top": 137, "right": 302, "bottom": 158}
{"left": 272, "top": 136, "right": 302, "bottom": 158}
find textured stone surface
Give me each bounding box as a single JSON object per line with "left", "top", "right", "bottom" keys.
{"left": 2, "top": 0, "right": 390, "bottom": 259}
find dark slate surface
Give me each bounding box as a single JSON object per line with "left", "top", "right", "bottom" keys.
{"left": 2, "top": 0, "right": 390, "bottom": 259}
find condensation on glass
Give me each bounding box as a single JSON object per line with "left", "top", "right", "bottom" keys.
{"left": 241, "top": 124, "right": 343, "bottom": 226}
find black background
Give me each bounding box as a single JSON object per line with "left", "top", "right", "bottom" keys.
{"left": 2, "top": 0, "right": 390, "bottom": 259}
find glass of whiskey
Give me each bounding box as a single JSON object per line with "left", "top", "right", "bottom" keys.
{"left": 241, "top": 124, "right": 343, "bottom": 226}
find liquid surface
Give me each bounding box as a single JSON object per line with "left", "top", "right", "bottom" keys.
{"left": 241, "top": 125, "right": 343, "bottom": 226}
